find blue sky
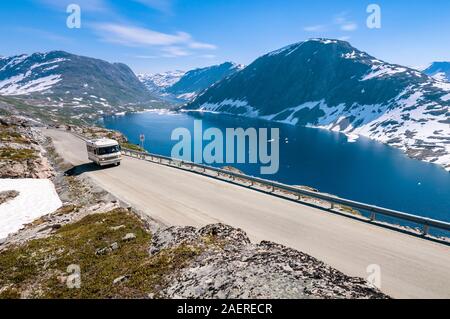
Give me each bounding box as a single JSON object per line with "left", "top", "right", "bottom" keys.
{"left": 1, "top": 0, "right": 450, "bottom": 73}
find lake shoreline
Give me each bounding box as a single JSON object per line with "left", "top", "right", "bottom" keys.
{"left": 101, "top": 107, "right": 449, "bottom": 173}
{"left": 180, "top": 108, "right": 450, "bottom": 173}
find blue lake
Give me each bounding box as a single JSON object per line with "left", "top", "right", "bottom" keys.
{"left": 103, "top": 110, "right": 450, "bottom": 225}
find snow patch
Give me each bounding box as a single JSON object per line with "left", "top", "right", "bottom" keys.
{"left": 310, "top": 39, "right": 338, "bottom": 45}
{"left": 441, "top": 93, "right": 450, "bottom": 102}
{"left": 431, "top": 72, "right": 447, "bottom": 82}
{"left": 0, "top": 54, "right": 29, "bottom": 72}
{"left": 177, "top": 92, "right": 198, "bottom": 101}
{"left": 0, "top": 179, "right": 62, "bottom": 239}
{"left": 361, "top": 64, "right": 408, "bottom": 81}
{"left": 0, "top": 74, "right": 62, "bottom": 95}
{"left": 199, "top": 99, "right": 259, "bottom": 117}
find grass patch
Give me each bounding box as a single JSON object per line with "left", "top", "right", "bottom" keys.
{"left": 338, "top": 205, "right": 361, "bottom": 216}
{"left": 121, "top": 142, "right": 145, "bottom": 152}
{"left": 0, "top": 147, "right": 37, "bottom": 161}
{"left": 0, "top": 129, "right": 28, "bottom": 144}
{"left": 27, "top": 205, "right": 80, "bottom": 228}
{"left": 0, "top": 209, "right": 201, "bottom": 299}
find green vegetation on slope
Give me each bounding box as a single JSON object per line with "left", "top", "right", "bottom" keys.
{"left": 0, "top": 96, "right": 87, "bottom": 126}
{"left": 0, "top": 128, "right": 28, "bottom": 144}
{"left": 0, "top": 208, "right": 201, "bottom": 299}
{"left": 120, "top": 142, "right": 145, "bottom": 152}
{"left": 0, "top": 148, "right": 37, "bottom": 162}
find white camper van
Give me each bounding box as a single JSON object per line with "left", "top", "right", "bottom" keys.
{"left": 86, "top": 138, "right": 122, "bottom": 167}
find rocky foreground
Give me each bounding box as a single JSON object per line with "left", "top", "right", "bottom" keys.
{"left": 152, "top": 225, "right": 386, "bottom": 299}
{"left": 0, "top": 116, "right": 388, "bottom": 299}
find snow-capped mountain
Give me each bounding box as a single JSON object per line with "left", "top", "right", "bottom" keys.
{"left": 137, "top": 62, "right": 244, "bottom": 103}
{"left": 423, "top": 62, "right": 450, "bottom": 82}
{"left": 186, "top": 39, "right": 450, "bottom": 171}
{"left": 138, "top": 70, "right": 185, "bottom": 93}
{"left": 166, "top": 62, "right": 244, "bottom": 101}
{"left": 0, "top": 51, "right": 164, "bottom": 122}
{"left": 0, "top": 51, "right": 155, "bottom": 104}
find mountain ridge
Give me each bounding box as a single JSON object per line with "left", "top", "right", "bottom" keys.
{"left": 138, "top": 70, "right": 186, "bottom": 93}
{"left": 0, "top": 50, "right": 166, "bottom": 123}
{"left": 139, "top": 62, "right": 244, "bottom": 103}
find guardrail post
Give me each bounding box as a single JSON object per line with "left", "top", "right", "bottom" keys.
{"left": 422, "top": 224, "right": 429, "bottom": 236}
{"left": 330, "top": 202, "right": 335, "bottom": 210}
{"left": 370, "top": 211, "right": 376, "bottom": 221}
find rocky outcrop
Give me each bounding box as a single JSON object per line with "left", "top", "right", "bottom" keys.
{"left": 151, "top": 224, "right": 388, "bottom": 299}
{"left": 0, "top": 116, "right": 54, "bottom": 179}
{"left": 65, "top": 125, "right": 127, "bottom": 143}
{"left": 0, "top": 191, "right": 19, "bottom": 205}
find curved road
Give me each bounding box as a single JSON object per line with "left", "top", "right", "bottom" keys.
{"left": 44, "top": 129, "right": 450, "bottom": 299}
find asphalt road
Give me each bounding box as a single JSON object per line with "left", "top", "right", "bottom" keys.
{"left": 44, "top": 128, "right": 450, "bottom": 299}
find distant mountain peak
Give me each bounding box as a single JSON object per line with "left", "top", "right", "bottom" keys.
{"left": 138, "top": 70, "right": 186, "bottom": 93}
{"left": 266, "top": 38, "right": 353, "bottom": 57}
{"left": 138, "top": 62, "right": 245, "bottom": 103}
{"left": 423, "top": 61, "right": 450, "bottom": 82}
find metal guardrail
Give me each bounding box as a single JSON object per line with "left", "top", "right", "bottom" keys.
{"left": 119, "top": 147, "right": 450, "bottom": 237}
{"left": 66, "top": 130, "right": 450, "bottom": 237}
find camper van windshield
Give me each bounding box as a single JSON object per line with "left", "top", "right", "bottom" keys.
{"left": 98, "top": 145, "right": 120, "bottom": 155}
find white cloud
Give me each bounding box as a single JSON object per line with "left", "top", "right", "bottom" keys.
{"left": 189, "top": 42, "right": 217, "bottom": 50}
{"left": 198, "top": 54, "right": 217, "bottom": 59}
{"left": 161, "top": 46, "right": 191, "bottom": 57}
{"left": 340, "top": 23, "right": 358, "bottom": 31}
{"left": 96, "top": 23, "right": 187, "bottom": 46}
{"left": 303, "top": 25, "right": 327, "bottom": 32}
{"left": 338, "top": 36, "right": 351, "bottom": 41}
{"left": 94, "top": 23, "right": 217, "bottom": 53}
{"left": 303, "top": 12, "right": 358, "bottom": 36}
{"left": 334, "top": 12, "right": 358, "bottom": 32}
